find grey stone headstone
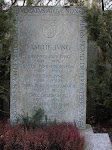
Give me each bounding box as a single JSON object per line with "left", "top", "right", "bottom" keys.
{"left": 10, "top": 7, "right": 87, "bottom": 129}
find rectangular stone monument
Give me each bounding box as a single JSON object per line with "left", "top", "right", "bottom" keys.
{"left": 10, "top": 7, "right": 87, "bottom": 129}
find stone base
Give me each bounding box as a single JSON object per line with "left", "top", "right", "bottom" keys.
{"left": 80, "top": 124, "right": 112, "bottom": 150}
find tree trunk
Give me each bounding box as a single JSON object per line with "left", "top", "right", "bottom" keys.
{"left": 101, "top": 0, "right": 104, "bottom": 11}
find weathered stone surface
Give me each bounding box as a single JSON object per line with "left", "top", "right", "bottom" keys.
{"left": 80, "top": 126, "right": 112, "bottom": 150}
{"left": 80, "top": 124, "right": 94, "bottom": 134}
{"left": 85, "top": 133, "right": 112, "bottom": 150}
{"left": 10, "top": 7, "right": 87, "bottom": 129}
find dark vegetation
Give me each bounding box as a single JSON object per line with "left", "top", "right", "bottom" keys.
{"left": 86, "top": 4, "right": 112, "bottom": 140}
{"left": 86, "top": 5, "right": 112, "bottom": 126}
{"left": 0, "top": 1, "right": 13, "bottom": 119}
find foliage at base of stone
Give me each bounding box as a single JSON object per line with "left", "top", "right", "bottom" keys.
{"left": 17, "top": 108, "right": 44, "bottom": 129}
{"left": 0, "top": 121, "right": 85, "bottom": 150}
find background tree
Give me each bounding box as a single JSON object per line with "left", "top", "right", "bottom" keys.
{"left": 86, "top": 4, "right": 112, "bottom": 125}
{"left": 0, "top": 0, "right": 13, "bottom": 119}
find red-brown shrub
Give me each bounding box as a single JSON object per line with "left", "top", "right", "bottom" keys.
{"left": 0, "top": 121, "right": 85, "bottom": 150}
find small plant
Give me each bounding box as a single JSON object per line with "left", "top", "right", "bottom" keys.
{"left": 17, "top": 108, "right": 44, "bottom": 129}
{"left": 32, "top": 108, "right": 44, "bottom": 125}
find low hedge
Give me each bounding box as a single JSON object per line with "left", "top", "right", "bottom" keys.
{"left": 0, "top": 121, "right": 85, "bottom": 150}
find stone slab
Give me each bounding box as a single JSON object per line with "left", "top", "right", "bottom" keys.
{"left": 10, "top": 6, "right": 87, "bottom": 129}
{"left": 85, "top": 133, "right": 112, "bottom": 150}
{"left": 80, "top": 124, "right": 94, "bottom": 134}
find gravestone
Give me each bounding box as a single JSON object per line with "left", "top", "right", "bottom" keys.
{"left": 10, "top": 7, "right": 112, "bottom": 150}
{"left": 10, "top": 6, "right": 87, "bottom": 129}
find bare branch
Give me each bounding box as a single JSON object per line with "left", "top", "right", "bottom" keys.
{"left": 35, "top": 0, "right": 42, "bottom": 5}
{"left": 55, "top": 0, "right": 61, "bottom": 6}
{"left": 0, "top": 109, "right": 9, "bottom": 114}
{"left": 46, "top": 0, "right": 52, "bottom": 6}
{"left": 12, "top": 0, "right": 18, "bottom": 5}
{"left": 23, "top": 0, "right": 26, "bottom": 6}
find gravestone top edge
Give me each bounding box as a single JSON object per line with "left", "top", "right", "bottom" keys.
{"left": 13, "top": 6, "right": 87, "bottom": 16}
